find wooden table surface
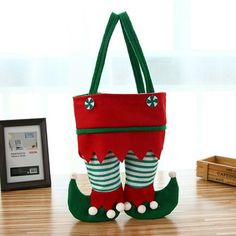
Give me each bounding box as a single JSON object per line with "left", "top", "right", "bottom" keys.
{"left": 1, "top": 170, "right": 236, "bottom": 236}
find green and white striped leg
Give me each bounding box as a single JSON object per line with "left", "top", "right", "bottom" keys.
{"left": 125, "top": 151, "right": 159, "bottom": 213}
{"left": 85, "top": 152, "right": 124, "bottom": 218}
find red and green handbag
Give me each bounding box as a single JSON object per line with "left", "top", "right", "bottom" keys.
{"left": 68, "top": 12, "right": 179, "bottom": 222}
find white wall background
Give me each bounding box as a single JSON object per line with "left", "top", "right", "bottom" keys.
{"left": 1, "top": 0, "right": 236, "bottom": 174}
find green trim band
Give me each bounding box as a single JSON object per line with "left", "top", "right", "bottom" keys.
{"left": 76, "top": 125, "right": 166, "bottom": 135}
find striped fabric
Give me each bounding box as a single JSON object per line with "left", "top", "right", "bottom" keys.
{"left": 125, "top": 151, "right": 158, "bottom": 188}
{"left": 85, "top": 152, "right": 121, "bottom": 192}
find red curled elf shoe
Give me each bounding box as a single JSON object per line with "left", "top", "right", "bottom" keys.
{"left": 68, "top": 12, "right": 179, "bottom": 222}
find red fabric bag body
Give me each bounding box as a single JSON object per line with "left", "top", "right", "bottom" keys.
{"left": 74, "top": 92, "right": 166, "bottom": 163}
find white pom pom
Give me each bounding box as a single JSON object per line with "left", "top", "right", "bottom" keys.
{"left": 169, "top": 171, "right": 176, "bottom": 178}
{"left": 124, "top": 202, "right": 132, "bottom": 211}
{"left": 137, "top": 205, "right": 146, "bottom": 214}
{"left": 88, "top": 206, "right": 98, "bottom": 216}
{"left": 116, "top": 202, "right": 125, "bottom": 212}
{"left": 106, "top": 209, "right": 116, "bottom": 219}
{"left": 71, "top": 173, "right": 78, "bottom": 180}
{"left": 150, "top": 201, "right": 158, "bottom": 209}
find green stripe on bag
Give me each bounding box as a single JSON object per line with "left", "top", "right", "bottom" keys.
{"left": 77, "top": 125, "right": 166, "bottom": 135}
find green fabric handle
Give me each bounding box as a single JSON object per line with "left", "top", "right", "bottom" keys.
{"left": 122, "top": 21, "right": 145, "bottom": 93}
{"left": 89, "top": 12, "right": 154, "bottom": 94}
{"left": 89, "top": 13, "right": 145, "bottom": 94}
{"left": 119, "top": 12, "right": 154, "bottom": 93}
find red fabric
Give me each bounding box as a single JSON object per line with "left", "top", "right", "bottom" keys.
{"left": 73, "top": 92, "right": 166, "bottom": 162}
{"left": 90, "top": 186, "right": 124, "bottom": 210}
{"left": 124, "top": 184, "right": 155, "bottom": 206}
{"left": 78, "top": 131, "right": 165, "bottom": 163}
{"left": 74, "top": 93, "right": 166, "bottom": 128}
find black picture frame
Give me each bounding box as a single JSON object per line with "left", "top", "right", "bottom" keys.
{"left": 0, "top": 118, "right": 51, "bottom": 191}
